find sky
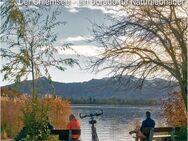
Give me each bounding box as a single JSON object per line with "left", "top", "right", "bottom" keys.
{"left": 1, "top": 1, "right": 185, "bottom": 86}
{"left": 0, "top": 3, "right": 119, "bottom": 86}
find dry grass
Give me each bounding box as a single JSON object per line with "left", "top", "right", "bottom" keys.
{"left": 1, "top": 95, "right": 71, "bottom": 139}
{"left": 42, "top": 95, "right": 71, "bottom": 128}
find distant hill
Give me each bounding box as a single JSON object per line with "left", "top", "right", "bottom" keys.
{"left": 3, "top": 76, "right": 177, "bottom": 100}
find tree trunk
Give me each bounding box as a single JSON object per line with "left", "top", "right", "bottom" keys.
{"left": 31, "top": 64, "right": 35, "bottom": 99}
{"left": 180, "top": 82, "right": 187, "bottom": 111}
{"left": 30, "top": 44, "right": 36, "bottom": 100}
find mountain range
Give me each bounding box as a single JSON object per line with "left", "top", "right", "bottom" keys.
{"left": 3, "top": 76, "right": 177, "bottom": 100}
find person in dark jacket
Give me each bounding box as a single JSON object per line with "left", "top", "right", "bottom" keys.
{"left": 129, "top": 111, "right": 155, "bottom": 141}
{"left": 140, "top": 111, "right": 155, "bottom": 138}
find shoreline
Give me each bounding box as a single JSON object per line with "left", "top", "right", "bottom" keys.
{"left": 72, "top": 103, "right": 160, "bottom": 107}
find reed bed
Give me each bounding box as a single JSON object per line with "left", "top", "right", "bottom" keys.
{"left": 1, "top": 94, "right": 71, "bottom": 139}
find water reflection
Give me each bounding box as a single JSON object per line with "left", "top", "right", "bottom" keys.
{"left": 72, "top": 105, "right": 165, "bottom": 141}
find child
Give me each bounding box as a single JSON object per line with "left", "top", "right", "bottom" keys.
{"left": 129, "top": 119, "right": 146, "bottom": 141}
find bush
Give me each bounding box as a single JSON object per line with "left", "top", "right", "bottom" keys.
{"left": 14, "top": 100, "right": 51, "bottom": 141}
{"left": 176, "top": 126, "right": 187, "bottom": 140}
{"left": 161, "top": 91, "right": 187, "bottom": 126}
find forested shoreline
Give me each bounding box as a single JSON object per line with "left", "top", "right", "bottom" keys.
{"left": 69, "top": 97, "right": 159, "bottom": 106}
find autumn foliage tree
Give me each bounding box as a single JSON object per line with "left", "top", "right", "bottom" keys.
{"left": 161, "top": 91, "right": 187, "bottom": 126}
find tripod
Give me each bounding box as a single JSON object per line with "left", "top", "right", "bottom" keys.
{"left": 79, "top": 110, "right": 103, "bottom": 141}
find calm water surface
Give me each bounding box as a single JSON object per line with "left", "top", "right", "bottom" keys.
{"left": 72, "top": 105, "right": 165, "bottom": 141}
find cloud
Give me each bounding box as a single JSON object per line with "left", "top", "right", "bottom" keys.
{"left": 58, "top": 45, "right": 104, "bottom": 57}
{"left": 68, "top": 8, "right": 79, "bottom": 13}
{"left": 85, "top": 6, "right": 116, "bottom": 14}
{"left": 0, "top": 2, "right": 4, "bottom": 6}
{"left": 65, "top": 1, "right": 124, "bottom": 16}
{"left": 61, "top": 36, "right": 93, "bottom": 43}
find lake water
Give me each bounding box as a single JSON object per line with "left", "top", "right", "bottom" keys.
{"left": 72, "top": 105, "right": 166, "bottom": 141}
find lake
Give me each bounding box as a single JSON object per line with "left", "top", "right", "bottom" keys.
{"left": 72, "top": 105, "right": 166, "bottom": 141}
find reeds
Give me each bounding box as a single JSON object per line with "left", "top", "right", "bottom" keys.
{"left": 42, "top": 95, "right": 71, "bottom": 128}
{"left": 1, "top": 94, "right": 71, "bottom": 139}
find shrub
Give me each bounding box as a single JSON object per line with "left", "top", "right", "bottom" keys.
{"left": 161, "top": 91, "right": 187, "bottom": 126}
{"left": 176, "top": 126, "right": 187, "bottom": 140}
{"left": 15, "top": 100, "right": 50, "bottom": 141}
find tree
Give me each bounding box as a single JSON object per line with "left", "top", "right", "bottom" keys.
{"left": 1, "top": 3, "right": 77, "bottom": 99}
{"left": 92, "top": 5, "right": 187, "bottom": 108}
{"left": 1, "top": 0, "right": 26, "bottom": 39}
